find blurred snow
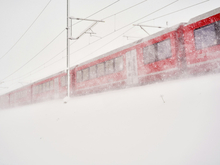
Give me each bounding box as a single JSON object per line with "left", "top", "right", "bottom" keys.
{"left": 0, "top": 73, "right": 220, "bottom": 165}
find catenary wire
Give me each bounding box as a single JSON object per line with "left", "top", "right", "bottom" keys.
{"left": 74, "top": 27, "right": 135, "bottom": 64}
{"left": 1, "top": 0, "right": 149, "bottom": 83}
{"left": 102, "top": 0, "right": 148, "bottom": 20}
{"left": 69, "top": 0, "right": 179, "bottom": 56}
{"left": 2, "top": 0, "right": 209, "bottom": 88}
{"left": 4, "top": 0, "right": 179, "bottom": 85}
{"left": 0, "top": 0, "right": 52, "bottom": 60}
{"left": 0, "top": 0, "right": 121, "bottom": 82}
{"left": 139, "top": 0, "right": 210, "bottom": 24}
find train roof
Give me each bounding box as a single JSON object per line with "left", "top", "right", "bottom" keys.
{"left": 188, "top": 7, "right": 220, "bottom": 24}
{"left": 78, "top": 23, "right": 185, "bottom": 67}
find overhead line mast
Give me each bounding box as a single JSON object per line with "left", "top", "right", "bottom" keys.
{"left": 64, "top": 0, "right": 104, "bottom": 103}
{"left": 64, "top": 0, "right": 70, "bottom": 103}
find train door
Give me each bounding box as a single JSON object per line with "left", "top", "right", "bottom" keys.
{"left": 126, "top": 49, "right": 138, "bottom": 85}
{"left": 54, "top": 77, "right": 59, "bottom": 98}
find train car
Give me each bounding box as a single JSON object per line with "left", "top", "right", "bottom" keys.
{"left": 1, "top": 8, "right": 220, "bottom": 109}
{"left": 32, "top": 71, "right": 64, "bottom": 103}
{"left": 135, "top": 23, "right": 186, "bottom": 85}
{"left": 32, "top": 68, "right": 76, "bottom": 103}
{"left": 0, "top": 93, "right": 10, "bottom": 109}
{"left": 74, "top": 48, "right": 127, "bottom": 95}
{"left": 9, "top": 85, "right": 32, "bottom": 108}
{"left": 183, "top": 7, "right": 220, "bottom": 75}
{"left": 74, "top": 23, "right": 186, "bottom": 95}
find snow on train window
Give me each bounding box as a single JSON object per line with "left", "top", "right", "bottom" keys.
{"left": 97, "top": 63, "right": 105, "bottom": 77}
{"left": 115, "top": 56, "right": 123, "bottom": 72}
{"left": 143, "top": 44, "right": 157, "bottom": 64}
{"left": 194, "top": 23, "right": 217, "bottom": 50}
{"left": 157, "top": 39, "right": 172, "bottom": 60}
{"left": 82, "top": 68, "right": 89, "bottom": 81}
{"left": 105, "top": 59, "right": 114, "bottom": 74}
{"left": 90, "top": 65, "right": 97, "bottom": 79}
{"left": 76, "top": 71, "right": 82, "bottom": 82}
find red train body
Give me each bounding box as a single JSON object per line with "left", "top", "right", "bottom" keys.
{"left": 1, "top": 7, "right": 220, "bottom": 109}
{"left": 183, "top": 8, "right": 220, "bottom": 75}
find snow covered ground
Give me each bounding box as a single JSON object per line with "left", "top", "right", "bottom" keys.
{"left": 0, "top": 73, "right": 220, "bottom": 165}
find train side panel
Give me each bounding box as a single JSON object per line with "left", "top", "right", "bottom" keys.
{"left": 183, "top": 8, "right": 220, "bottom": 75}
{"left": 136, "top": 25, "right": 185, "bottom": 85}
{"left": 9, "top": 85, "right": 32, "bottom": 108}
{"left": 74, "top": 51, "right": 127, "bottom": 95}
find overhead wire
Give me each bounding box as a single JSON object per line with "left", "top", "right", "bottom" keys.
{"left": 1, "top": 0, "right": 147, "bottom": 84}
{"left": 11, "top": 27, "right": 135, "bottom": 83}
{"left": 71, "top": 0, "right": 121, "bottom": 27}
{"left": 74, "top": 27, "right": 135, "bottom": 64}
{"left": 0, "top": 0, "right": 121, "bottom": 83}
{"left": 2, "top": 0, "right": 209, "bottom": 89}
{"left": 69, "top": 0, "right": 209, "bottom": 62}
{"left": 69, "top": 0, "right": 179, "bottom": 56}
{"left": 1, "top": 29, "right": 65, "bottom": 81}
{"left": 139, "top": 0, "right": 210, "bottom": 24}
{"left": 5, "top": 0, "right": 179, "bottom": 85}
{"left": 0, "top": 0, "right": 52, "bottom": 60}
{"left": 1, "top": 0, "right": 149, "bottom": 85}
{"left": 102, "top": 0, "right": 149, "bottom": 20}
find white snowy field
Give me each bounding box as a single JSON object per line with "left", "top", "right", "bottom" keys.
{"left": 0, "top": 73, "right": 220, "bottom": 165}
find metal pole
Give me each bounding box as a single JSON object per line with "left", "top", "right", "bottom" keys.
{"left": 67, "top": 0, "right": 70, "bottom": 98}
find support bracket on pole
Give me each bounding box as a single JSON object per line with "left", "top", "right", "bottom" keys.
{"left": 69, "top": 17, "right": 104, "bottom": 40}
{"left": 133, "top": 24, "right": 166, "bottom": 35}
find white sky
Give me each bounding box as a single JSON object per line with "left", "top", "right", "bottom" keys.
{"left": 0, "top": 0, "right": 219, "bottom": 94}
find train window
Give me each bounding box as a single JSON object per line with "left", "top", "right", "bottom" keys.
{"left": 61, "top": 76, "right": 64, "bottom": 86}
{"left": 65, "top": 75, "right": 68, "bottom": 86}
{"left": 36, "top": 86, "right": 39, "bottom": 94}
{"left": 33, "top": 86, "right": 35, "bottom": 94}
{"left": 47, "top": 81, "right": 50, "bottom": 91}
{"left": 38, "top": 85, "right": 40, "bottom": 93}
{"left": 115, "top": 56, "right": 123, "bottom": 72}
{"left": 90, "top": 65, "right": 97, "bottom": 79}
{"left": 82, "top": 68, "right": 89, "bottom": 81}
{"left": 157, "top": 39, "right": 172, "bottom": 60}
{"left": 105, "top": 59, "right": 114, "bottom": 74}
{"left": 61, "top": 75, "right": 67, "bottom": 86}
{"left": 216, "top": 21, "right": 220, "bottom": 45}
{"left": 143, "top": 44, "right": 157, "bottom": 64}
{"left": 40, "top": 84, "right": 43, "bottom": 93}
{"left": 50, "top": 81, "right": 53, "bottom": 90}
{"left": 97, "top": 63, "right": 105, "bottom": 77}
{"left": 61, "top": 77, "right": 64, "bottom": 86}
{"left": 43, "top": 83, "right": 45, "bottom": 92}
{"left": 194, "top": 23, "right": 218, "bottom": 50}
{"left": 143, "top": 39, "right": 172, "bottom": 64}
{"left": 76, "top": 71, "right": 82, "bottom": 82}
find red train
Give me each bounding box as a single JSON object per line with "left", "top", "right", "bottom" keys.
{"left": 1, "top": 7, "right": 220, "bottom": 109}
